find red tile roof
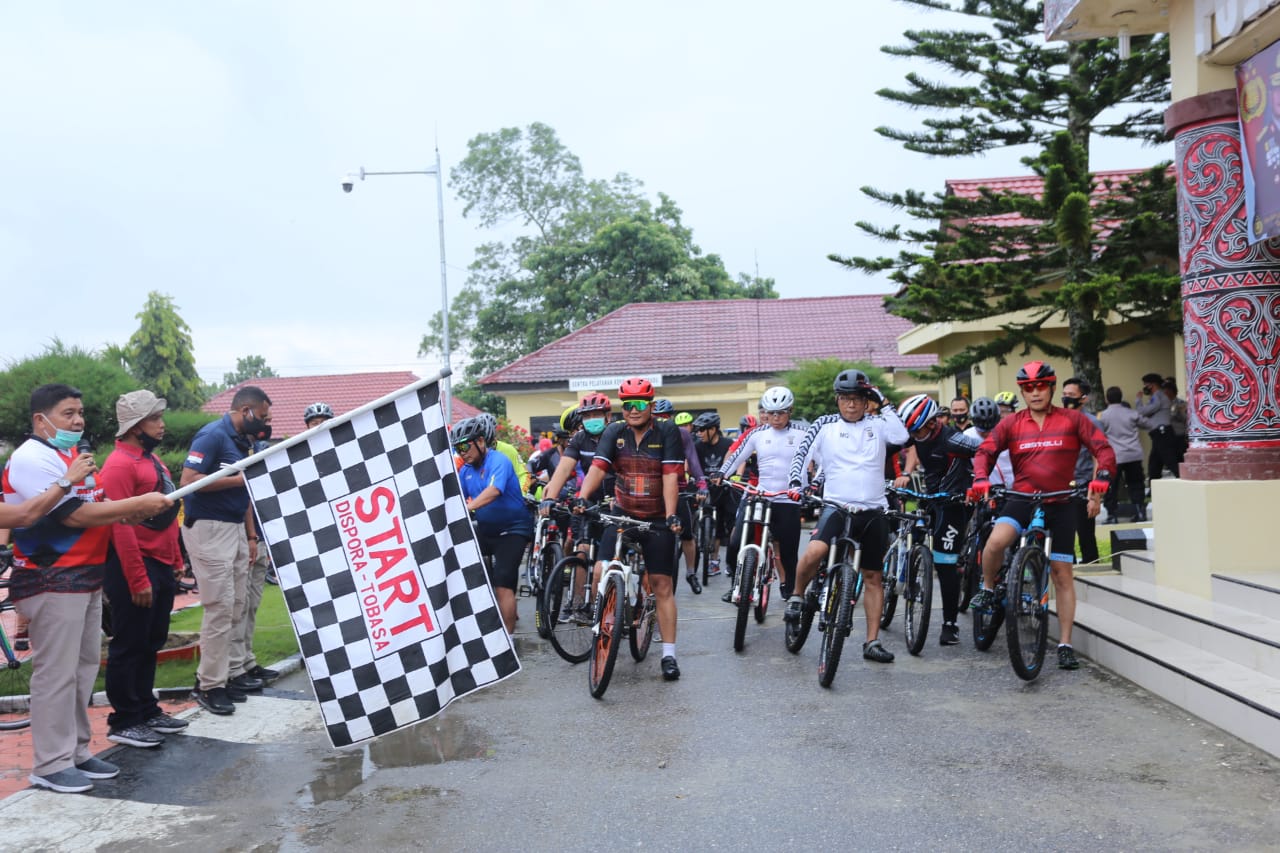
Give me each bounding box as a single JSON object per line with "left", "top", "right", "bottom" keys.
{"left": 945, "top": 168, "right": 1160, "bottom": 229}
{"left": 203, "top": 372, "right": 480, "bottom": 437}
{"left": 480, "top": 296, "right": 936, "bottom": 387}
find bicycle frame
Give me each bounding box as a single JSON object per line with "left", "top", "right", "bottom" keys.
{"left": 726, "top": 482, "right": 787, "bottom": 605}
{"left": 593, "top": 513, "right": 653, "bottom": 627}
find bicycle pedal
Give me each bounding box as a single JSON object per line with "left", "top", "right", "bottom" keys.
{"left": 518, "top": 585, "right": 532, "bottom": 597}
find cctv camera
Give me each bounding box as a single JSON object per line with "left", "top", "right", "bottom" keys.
{"left": 341, "top": 174, "right": 357, "bottom": 193}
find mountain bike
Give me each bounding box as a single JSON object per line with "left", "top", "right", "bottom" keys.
{"left": 972, "top": 486, "right": 1083, "bottom": 681}
{"left": 784, "top": 496, "right": 868, "bottom": 688}
{"left": 543, "top": 510, "right": 598, "bottom": 664}
{"left": 0, "top": 547, "right": 32, "bottom": 730}
{"left": 588, "top": 512, "right": 660, "bottom": 699}
{"left": 956, "top": 498, "right": 996, "bottom": 612}
{"left": 723, "top": 481, "right": 786, "bottom": 652}
{"left": 881, "top": 488, "right": 956, "bottom": 656}
{"left": 696, "top": 485, "right": 720, "bottom": 585}
{"left": 524, "top": 499, "right": 568, "bottom": 639}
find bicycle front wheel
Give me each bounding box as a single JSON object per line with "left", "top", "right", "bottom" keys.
{"left": 817, "top": 563, "right": 852, "bottom": 688}
{"left": 879, "top": 539, "right": 899, "bottom": 630}
{"left": 545, "top": 556, "right": 592, "bottom": 664}
{"left": 972, "top": 596, "right": 1004, "bottom": 651}
{"left": 589, "top": 574, "right": 626, "bottom": 698}
{"left": 0, "top": 642, "right": 31, "bottom": 730}
{"left": 533, "top": 541, "right": 563, "bottom": 640}
{"left": 733, "top": 550, "right": 757, "bottom": 652}
{"left": 1007, "top": 546, "right": 1050, "bottom": 681}
{"left": 754, "top": 547, "right": 773, "bottom": 624}
{"left": 784, "top": 588, "right": 815, "bottom": 654}
{"left": 700, "top": 514, "right": 716, "bottom": 584}
{"left": 904, "top": 545, "right": 934, "bottom": 656}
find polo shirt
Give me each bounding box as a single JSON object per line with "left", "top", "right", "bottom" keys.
{"left": 183, "top": 413, "right": 252, "bottom": 523}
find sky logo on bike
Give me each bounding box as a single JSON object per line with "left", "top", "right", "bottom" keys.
{"left": 242, "top": 377, "right": 520, "bottom": 748}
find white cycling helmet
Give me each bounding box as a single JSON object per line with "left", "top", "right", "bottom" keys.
{"left": 760, "top": 386, "right": 795, "bottom": 412}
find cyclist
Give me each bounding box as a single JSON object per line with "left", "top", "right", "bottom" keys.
{"left": 713, "top": 386, "right": 805, "bottom": 602}
{"left": 576, "top": 378, "right": 685, "bottom": 681}
{"left": 994, "top": 390, "right": 1019, "bottom": 418}
{"left": 969, "top": 361, "right": 1116, "bottom": 670}
{"left": 949, "top": 396, "right": 971, "bottom": 430}
{"left": 476, "top": 413, "right": 531, "bottom": 494}
{"left": 892, "top": 394, "right": 980, "bottom": 646}
{"left": 963, "top": 397, "right": 1011, "bottom": 486}
{"left": 674, "top": 412, "right": 694, "bottom": 432}
{"left": 454, "top": 417, "right": 533, "bottom": 634}
{"left": 654, "top": 399, "right": 707, "bottom": 591}
{"left": 692, "top": 413, "right": 738, "bottom": 577}
{"left": 303, "top": 402, "right": 334, "bottom": 430}
{"left": 786, "top": 369, "right": 908, "bottom": 663}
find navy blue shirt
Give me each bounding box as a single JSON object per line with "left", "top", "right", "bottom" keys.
{"left": 183, "top": 414, "right": 253, "bottom": 523}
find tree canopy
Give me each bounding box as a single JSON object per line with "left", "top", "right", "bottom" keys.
{"left": 223, "top": 355, "right": 278, "bottom": 388}
{"left": 832, "top": 1, "right": 1180, "bottom": 396}
{"left": 0, "top": 341, "right": 138, "bottom": 446}
{"left": 422, "top": 123, "right": 778, "bottom": 382}
{"left": 125, "top": 292, "right": 205, "bottom": 411}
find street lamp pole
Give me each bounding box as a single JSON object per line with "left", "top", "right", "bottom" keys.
{"left": 345, "top": 146, "right": 452, "bottom": 423}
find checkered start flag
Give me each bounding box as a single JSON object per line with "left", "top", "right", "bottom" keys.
{"left": 243, "top": 376, "right": 520, "bottom": 747}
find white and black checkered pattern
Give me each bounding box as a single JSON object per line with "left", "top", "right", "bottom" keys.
{"left": 244, "top": 380, "right": 520, "bottom": 747}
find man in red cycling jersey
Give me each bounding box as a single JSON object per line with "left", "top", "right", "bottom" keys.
{"left": 969, "top": 361, "right": 1115, "bottom": 670}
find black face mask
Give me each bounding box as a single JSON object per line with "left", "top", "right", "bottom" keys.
{"left": 139, "top": 432, "right": 163, "bottom": 453}
{"left": 256, "top": 425, "right": 272, "bottom": 442}
{"left": 1061, "top": 396, "right": 1082, "bottom": 409}
{"left": 241, "top": 409, "right": 267, "bottom": 437}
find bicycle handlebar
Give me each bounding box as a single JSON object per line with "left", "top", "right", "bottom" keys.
{"left": 887, "top": 487, "right": 966, "bottom": 504}
{"left": 722, "top": 480, "right": 790, "bottom": 499}
{"left": 990, "top": 486, "right": 1085, "bottom": 501}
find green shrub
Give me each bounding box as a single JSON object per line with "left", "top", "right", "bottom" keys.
{"left": 161, "top": 409, "right": 219, "bottom": 452}
{"left": 0, "top": 342, "right": 138, "bottom": 445}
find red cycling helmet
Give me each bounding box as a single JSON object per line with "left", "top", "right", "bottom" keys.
{"left": 580, "top": 392, "right": 611, "bottom": 413}
{"left": 1016, "top": 361, "right": 1056, "bottom": 385}
{"left": 618, "top": 377, "right": 655, "bottom": 400}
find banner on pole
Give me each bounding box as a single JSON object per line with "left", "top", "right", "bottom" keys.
{"left": 244, "top": 377, "right": 519, "bottom": 747}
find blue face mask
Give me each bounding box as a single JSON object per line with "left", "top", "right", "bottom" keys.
{"left": 39, "top": 413, "right": 82, "bottom": 450}
{"left": 583, "top": 417, "right": 606, "bottom": 435}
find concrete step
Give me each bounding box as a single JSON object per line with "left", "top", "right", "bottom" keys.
{"left": 1115, "top": 548, "right": 1155, "bottom": 584}
{"left": 1212, "top": 571, "right": 1280, "bottom": 620}
{"left": 1054, "top": 601, "right": 1280, "bottom": 758}
{"left": 1075, "top": 573, "right": 1280, "bottom": 679}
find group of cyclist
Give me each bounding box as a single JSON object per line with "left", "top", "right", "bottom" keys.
{"left": 452, "top": 358, "right": 1116, "bottom": 681}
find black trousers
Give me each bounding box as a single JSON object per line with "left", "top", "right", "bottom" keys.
{"left": 1073, "top": 499, "right": 1099, "bottom": 564}
{"left": 1148, "top": 428, "right": 1182, "bottom": 480}
{"left": 1105, "top": 461, "right": 1146, "bottom": 520}
{"left": 103, "top": 553, "right": 177, "bottom": 730}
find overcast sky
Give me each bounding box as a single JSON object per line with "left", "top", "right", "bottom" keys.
{"left": 0, "top": 1, "right": 1170, "bottom": 384}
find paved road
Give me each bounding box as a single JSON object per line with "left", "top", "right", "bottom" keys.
{"left": 4, "top": 577, "right": 1278, "bottom": 852}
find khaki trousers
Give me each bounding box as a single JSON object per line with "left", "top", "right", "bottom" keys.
{"left": 16, "top": 590, "right": 102, "bottom": 777}
{"left": 185, "top": 519, "right": 249, "bottom": 691}
{"left": 231, "top": 544, "right": 270, "bottom": 676}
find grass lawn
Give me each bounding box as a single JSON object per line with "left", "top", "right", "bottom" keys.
{"left": 94, "top": 583, "right": 299, "bottom": 692}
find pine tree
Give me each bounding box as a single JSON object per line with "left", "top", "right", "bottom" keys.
{"left": 833, "top": 0, "right": 1180, "bottom": 393}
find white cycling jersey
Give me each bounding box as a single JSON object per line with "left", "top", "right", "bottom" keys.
{"left": 789, "top": 409, "right": 908, "bottom": 510}
{"left": 718, "top": 423, "right": 807, "bottom": 501}
{"left": 962, "top": 425, "right": 1013, "bottom": 486}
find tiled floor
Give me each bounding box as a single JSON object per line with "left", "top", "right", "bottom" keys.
{"left": 0, "top": 588, "right": 202, "bottom": 799}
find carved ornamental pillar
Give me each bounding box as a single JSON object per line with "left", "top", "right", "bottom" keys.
{"left": 1169, "top": 90, "right": 1280, "bottom": 480}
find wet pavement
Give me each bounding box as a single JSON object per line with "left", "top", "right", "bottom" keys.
{"left": 3, "top": 576, "right": 1279, "bottom": 852}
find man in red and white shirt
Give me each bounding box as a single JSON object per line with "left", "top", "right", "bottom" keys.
{"left": 970, "top": 362, "right": 1116, "bottom": 670}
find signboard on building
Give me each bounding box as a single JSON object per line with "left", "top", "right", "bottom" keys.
{"left": 567, "top": 374, "right": 664, "bottom": 392}
{"left": 1199, "top": 0, "right": 1280, "bottom": 56}
{"left": 1237, "top": 39, "right": 1280, "bottom": 242}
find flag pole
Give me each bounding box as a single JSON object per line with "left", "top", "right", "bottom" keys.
{"left": 168, "top": 367, "right": 452, "bottom": 502}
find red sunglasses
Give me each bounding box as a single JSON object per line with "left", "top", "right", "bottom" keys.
{"left": 1019, "top": 381, "right": 1054, "bottom": 392}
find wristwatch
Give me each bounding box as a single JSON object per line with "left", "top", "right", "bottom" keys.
{"left": 55, "top": 477, "right": 72, "bottom": 491}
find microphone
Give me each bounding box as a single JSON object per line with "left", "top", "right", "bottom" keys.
{"left": 76, "top": 439, "right": 96, "bottom": 489}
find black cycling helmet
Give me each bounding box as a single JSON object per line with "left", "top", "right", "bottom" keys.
{"left": 970, "top": 396, "right": 1000, "bottom": 431}
{"left": 833, "top": 369, "right": 872, "bottom": 395}
{"left": 692, "top": 412, "right": 720, "bottom": 430}
{"left": 653, "top": 398, "right": 675, "bottom": 415}
{"left": 451, "top": 417, "right": 486, "bottom": 447}
{"left": 476, "top": 412, "right": 498, "bottom": 444}
{"left": 552, "top": 426, "right": 571, "bottom": 441}
{"left": 304, "top": 402, "right": 334, "bottom": 423}
{"left": 1016, "top": 361, "right": 1057, "bottom": 385}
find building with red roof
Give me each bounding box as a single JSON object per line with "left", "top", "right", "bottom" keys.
{"left": 203, "top": 372, "right": 479, "bottom": 438}
{"left": 480, "top": 295, "right": 936, "bottom": 433}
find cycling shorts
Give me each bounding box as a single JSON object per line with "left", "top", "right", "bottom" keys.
{"left": 476, "top": 530, "right": 531, "bottom": 591}
{"left": 677, "top": 493, "right": 697, "bottom": 542}
{"left": 811, "top": 507, "right": 889, "bottom": 572}
{"left": 994, "top": 498, "right": 1078, "bottom": 564}
{"left": 929, "top": 503, "right": 967, "bottom": 563}
{"left": 597, "top": 522, "right": 678, "bottom": 580}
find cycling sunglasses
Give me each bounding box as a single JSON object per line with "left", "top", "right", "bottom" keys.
{"left": 1019, "top": 381, "right": 1054, "bottom": 392}
{"left": 621, "top": 400, "right": 650, "bottom": 413}
{"left": 453, "top": 441, "right": 473, "bottom": 454}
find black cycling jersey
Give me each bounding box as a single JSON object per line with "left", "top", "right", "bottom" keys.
{"left": 907, "top": 424, "right": 980, "bottom": 495}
